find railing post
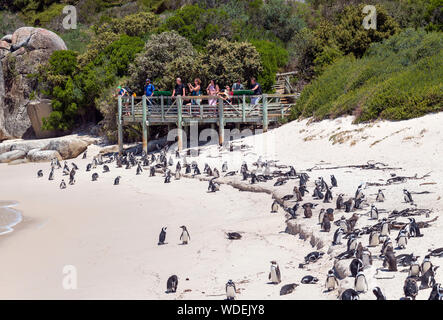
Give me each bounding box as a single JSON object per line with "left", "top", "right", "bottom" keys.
{"left": 131, "top": 95, "right": 135, "bottom": 122}
{"left": 262, "top": 94, "right": 268, "bottom": 132}
{"left": 118, "top": 96, "right": 123, "bottom": 155}
{"left": 242, "top": 95, "right": 246, "bottom": 122}
{"left": 218, "top": 97, "right": 224, "bottom": 146}
{"left": 177, "top": 96, "right": 183, "bottom": 152}
{"left": 161, "top": 95, "right": 165, "bottom": 122}
{"left": 142, "top": 95, "right": 148, "bottom": 154}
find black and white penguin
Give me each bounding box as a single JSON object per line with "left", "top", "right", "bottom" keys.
{"left": 299, "top": 185, "right": 308, "bottom": 197}
{"left": 330, "top": 175, "right": 337, "bottom": 187}
{"left": 226, "top": 280, "right": 236, "bottom": 300}
{"left": 370, "top": 205, "right": 379, "bottom": 220}
{"left": 403, "top": 189, "right": 413, "bottom": 203}
{"left": 403, "top": 276, "right": 418, "bottom": 300}
{"left": 321, "top": 215, "right": 331, "bottom": 232}
{"left": 420, "top": 266, "right": 439, "bottom": 290}
{"left": 325, "top": 270, "right": 339, "bottom": 291}
{"left": 304, "top": 251, "right": 324, "bottom": 264}
{"left": 149, "top": 166, "right": 156, "bottom": 176}
{"left": 301, "top": 275, "right": 318, "bottom": 284}
{"left": 92, "top": 173, "right": 99, "bottom": 181}
{"left": 376, "top": 189, "right": 385, "bottom": 202}
{"left": 164, "top": 170, "right": 171, "bottom": 183}
{"left": 269, "top": 261, "right": 281, "bottom": 284}
{"left": 37, "top": 170, "right": 43, "bottom": 178}
{"left": 336, "top": 194, "right": 344, "bottom": 210}
{"left": 158, "top": 227, "right": 167, "bottom": 245}
{"left": 208, "top": 178, "right": 220, "bottom": 192}
{"left": 408, "top": 257, "right": 421, "bottom": 277}
{"left": 103, "top": 165, "right": 110, "bottom": 173}
{"left": 341, "top": 288, "right": 359, "bottom": 300}
{"left": 347, "top": 235, "right": 358, "bottom": 252}
{"left": 396, "top": 229, "right": 408, "bottom": 249}
{"left": 361, "top": 247, "right": 373, "bottom": 268}
{"left": 318, "top": 208, "right": 325, "bottom": 225}
{"left": 381, "top": 237, "right": 393, "bottom": 256}
{"left": 383, "top": 246, "right": 398, "bottom": 271}
{"left": 166, "top": 275, "right": 178, "bottom": 293}
{"left": 344, "top": 198, "right": 354, "bottom": 213}
{"left": 332, "top": 228, "right": 344, "bottom": 245}
{"left": 48, "top": 168, "right": 54, "bottom": 181}
{"left": 421, "top": 255, "right": 433, "bottom": 275}
{"left": 136, "top": 163, "right": 143, "bottom": 175}
{"left": 354, "top": 271, "right": 368, "bottom": 293}
{"left": 59, "top": 180, "right": 67, "bottom": 189}
{"left": 323, "top": 187, "right": 333, "bottom": 203}
{"left": 86, "top": 163, "right": 92, "bottom": 172}
{"left": 380, "top": 218, "right": 390, "bottom": 236}
{"left": 114, "top": 176, "right": 121, "bottom": 185}
{"left": 373, "top": 287, "right": 386, "bottom": 300}
{"left": 408, "top": 218, "right": 422, "bottom": 237}
{"left": 222, "top": 161, "right": 228, "bottom": 172}
{"left": 168, "top": 156, "right": 174, "bottom": 167}
{"left": 368, "top": 231, "right": 380, "bottom": 247}
{"left": 280, "top": 283, "right": 298, "bottom": 296}
{"left": 350, "top": 259, "right": 363, "bottom": 277}
{"left": 271, "top": 200, "right": 279, "bottom": 213}
{"left": 71, "top": 163, "right": 78, "bottom": 171}
{"left": 82, "top": 151, "right": 87, "bottom": 159}
{"left": 428, "top": 283, "right": 443, "bottom": 300}
{"left": 226, "top": 232, "right": 242, "bottom": 240}
{"left": 179, "top": 226, "right": 190, "bottom": 244}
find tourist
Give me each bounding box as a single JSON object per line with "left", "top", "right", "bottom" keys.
{"left": 206, "top": 79, "right": 219, "bottom": 113}
{"left": 232, "top": 80, "right": 244, "bottom": 91}
{"left": 116, "top": 85, "right": 130, "bottom": 116}
{"left": 144, "top": 78, "right": 155, "bottom": 108}
{"left": 172, "top": 78, "right": 186, "bottom": 98}
{"left": 187, "top": 78, "right": 202, "bottom": 114}
{"left": 250, "top": 77, "right": 262, "bottom": 105}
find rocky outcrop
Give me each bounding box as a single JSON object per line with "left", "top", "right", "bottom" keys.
{"left": 27, "top": 99, "right": 57, "bottom": 139}
{"left": 0, "top": 135, "right": 98, "bottom": 162}
{"left": 0, "top": 27, "right": 67, "bottom": 140}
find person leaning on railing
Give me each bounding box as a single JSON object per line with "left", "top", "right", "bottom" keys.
{"left": 187, "top": 78, "right": 202, "bottom": 115}
{"left": 206, "top": 79, "right": 219, "bottom": 114}
{"left": 250, "top": 77, "right": 262, "bottom": 106}
{"left": 115, "top": 85, "right": 131, "bottom": 116}
{"left": 144, "top": 78, "right": 155, "bottom": 109}
{"left": 172, "top": 77, "right": 186, "bottom": 98}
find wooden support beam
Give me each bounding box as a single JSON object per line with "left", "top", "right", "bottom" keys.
{"left": 263, "top": 94, "right": 269, "bottom": 132}
{"left": 242, "top": 95, "right": 246, "bottom": 122}
{"left": 177, "top": 96, "right": 183, "bottom": 151}
{"left": 218, "top": 97, "right": 224, "bottom": 146}
{"left": 142, "top": 95, "right": 148, "bottom": 154}
{"left": 118, "top": 96, "right": 123, "bottom": 155}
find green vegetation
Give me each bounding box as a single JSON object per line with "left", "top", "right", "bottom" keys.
{"left": 291, "top": 29, "right": 443, "bottom": 122}
{"left": 1, "top": 0, "right": 441, "bottom": 138}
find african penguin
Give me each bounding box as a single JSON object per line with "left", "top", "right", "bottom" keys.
{"left": 325, "top": 270, "right": 339, "bottom": 291}
{"left": 180, "top": 226, "right": 190, "bottom": 244}
{"left": 226, "top": 280, "right": 236, "bottom": 300}
{"left": 158, "top": 227, "right": 167, "bottom": 245}
{"left": 166, "top": 275, "right": 178, "bottom": 293}
{"left": 269, "top": 261, "right": 281, "bottom": 284}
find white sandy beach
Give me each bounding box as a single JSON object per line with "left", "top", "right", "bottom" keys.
{"left": 0, "top": 113, "right": 442, "bottom": 300}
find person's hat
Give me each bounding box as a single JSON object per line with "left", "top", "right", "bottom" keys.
{"left": 146, "top": 78, "right": 151, "bottom": 82}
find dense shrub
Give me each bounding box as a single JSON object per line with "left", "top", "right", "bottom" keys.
{"left": 290, "top": 29, "right": 443, "bottom": 122}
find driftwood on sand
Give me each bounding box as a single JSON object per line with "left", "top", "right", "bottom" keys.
{"left": 368, "top": 172, "right": 432, "bottom": 186}
{"left": 306, "top": 161, "right": 402, "bottom": 172}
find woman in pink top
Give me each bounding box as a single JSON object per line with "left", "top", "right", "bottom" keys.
{"left": 206, "top": 80, "right": 219, "bottom": 114}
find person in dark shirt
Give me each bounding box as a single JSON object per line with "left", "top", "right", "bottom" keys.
{"left": 250, "top": 77, "right": 262, "bottom": 105}
{"left": 144, "top": 78, "right": 155, "bottom": 107}
{"left": 172, "top": 77, "right": 186, "bottom": 97}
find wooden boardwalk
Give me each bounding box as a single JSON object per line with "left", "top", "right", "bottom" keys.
{"left": 117, "top": 93, "right": 299, "bottom": 153}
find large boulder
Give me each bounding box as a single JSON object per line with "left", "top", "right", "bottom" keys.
{"left": 43, "top": 137, "right": 91, "bottom": 159}
{"left": 0, "top": 149, "right": 26, "bottom": 163}
{"left": 27, "top": 99, "right": 57, "bottom": 139}
{"left": 0, "top": 27, "right": 67, "bottom": 140}
{"left": 27, "top": 148, "right": 61, "bottom": 162}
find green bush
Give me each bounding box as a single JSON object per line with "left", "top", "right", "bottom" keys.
{"left": 291, "top": 29, "right": 443, "bottom": 122}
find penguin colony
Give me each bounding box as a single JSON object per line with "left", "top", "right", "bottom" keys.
{"left": 35, "top": 145, "right": 443, "bottom": 300}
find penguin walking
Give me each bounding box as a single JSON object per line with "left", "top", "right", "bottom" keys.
{"left": 158, "top": 227, "right": 167, "bottom": 245}
{"left": 225, "top": 280, "right": 236, "bottom": 300}
{"left": 166, "top": 275, "right": 178, "bottom": 293}
{"left": 376, "top": 189, "right": 385, "bottom": 202}
{"left": 114, "top": 176, "right": 121, "bottom": 185}
{"left": 271, "top": 200, "right": 279, "bottom": 213}
{"left": 354, "top": 271, "right": 368, "bottom": 293}
{"left": 179, "top": 226, "right": 190, "bottom": 245}
{"left": 269, "top": 261, "right": 281, "bottom": 284}
{"left": 59, "top": 180, "right": 67, "bottom": 189}
{"left": 325, "top": 270, "right": 339, "bottom": 291}
{"left": 37, "top": 170, "right": 43, "bottom": 178}
{"left": 92, "top": 173, "right": 99, "bottom": 181}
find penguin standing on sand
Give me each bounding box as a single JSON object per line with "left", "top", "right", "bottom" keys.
{"left": 380, "top": 218, "right": 390, "bottom": 236}
{"left": 403, "top": 189, "right": 413, "bottom": 203}
{"left": 350, "top": 259, "right": 363, "bottom": 277}
{"left": 299, "top": 185, "right": 308, "bottom": 197}
{"left": 408, "top": 218, "right": 422, "bottom": 237}
{"left": 180, "top": 226, "right": 190, "bottom": 245}
{"left": 396, "top": 229, "right": 408, "bottom": 249}
{"left": 318, "top": 209, "right": 325, "bottom": 225}
{"left": 403, "top": 276, "right": 418, "bottom": 300}
{"left": 37, "top": 170, "right": 43, "bottom": 178}
{"left": 149, "top": 166, "right": 156, "bottom": 176}
{"left": 321, "top": 215, "right": 331, "bottom": 232}
{"left": 354, "top": 271, "right": 368, "bottom": 293}
{"left": 114, "top": 176, "right": 121, "bottom": 185}
{"left": 330, "top": 175, "right": 337, "bottom": 187}
{"left": 361, "top": 248, "right": 373, "bottom": 268}
{"left": 293, "top": 186, "right": 303, "bottom": 202}
{"left": 421, "top": 255, "right": 433, "bottom": 275}
{"left": 336, "top": 194, "right": 344, "bottom": 210}
{"left": 166, "top": 275, "right": 178, "bottom": 293}
{"left": 376, "top": 189, "right": 385, "bottom": 202}
{"left": 226, "top": 280, "right": 236, "bottom": 300}
{"left": 325, "top": 270, "right": 339, "bottom": 291}
{"left": 164, "top": 170, "right": 171, "bottom": 183}
{"left": 92, "top": 173, "right": 99, "bottom": 181}
{"left": 332, "top": 228, "right": 344, "bottom": 245}
{"left": 373, "top": 287, "right": 386, "bottom": 300}
{"left": 59, "top": 180, "right": 67, "bottom": 189}
{"left": 323, "top": 187, "right": 333, "bottom": 203}
{"left": 208, "top": 178, "right": 220, "bottom": 192}
{"left": 48, "top": 168, "right": 54, "bottom": 181}
{"left": 271, "top": 200, "right": 279, "bottom": 213}
{"left": 158, "top": 227, "right": 167, "bottom": 245}
{"left": 269, "top": 261, "right": 281, "bottom": 284}
{"left": 370, "top": 205, "right": 379, "bottom": 220}
{"left": 222, "top": 162, "right": 228, "bottom": 172}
